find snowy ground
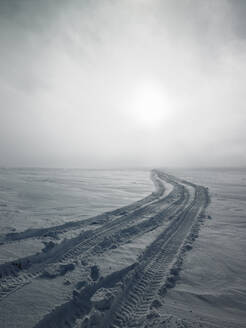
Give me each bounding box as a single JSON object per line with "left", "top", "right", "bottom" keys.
{"left": 0, "top": 168, "right": 245, "bottom": 328}
{"left": 162, "top": 168, "right": 246, "bottom": 328}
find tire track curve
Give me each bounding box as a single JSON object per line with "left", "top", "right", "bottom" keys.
{"left": 0, "top": 171, "right": 183, "bottom": 302}
{"left": 106, "top": 184, "right": 208, "bottom": 328}
{"left": 32, "top": 171, "right": 210, "bottom": 328}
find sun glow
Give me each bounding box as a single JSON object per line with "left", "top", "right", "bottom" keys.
{"left": 129, "top": 81, "right": 171, "bottom": 127}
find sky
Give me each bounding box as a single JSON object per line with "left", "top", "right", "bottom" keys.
{"left": 0, "top": 0, "right": 246, "bottom": 168}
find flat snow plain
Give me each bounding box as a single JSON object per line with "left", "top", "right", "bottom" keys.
{"left": 0, "top": 168, "right": 245, "bottom": 328}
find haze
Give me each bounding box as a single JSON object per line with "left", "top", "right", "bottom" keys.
{"left": 0, "top": 0, "right": 246, "bottom": 168}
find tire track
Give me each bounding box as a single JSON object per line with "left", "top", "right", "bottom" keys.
{"left": 106, "top": 185, "right": 208, "bottom": 328}
{"left": 0, "top": 171, "right": 182, "bottom": 301}
{"left": 32, "top": 172, "right": 209, "bottom": 328}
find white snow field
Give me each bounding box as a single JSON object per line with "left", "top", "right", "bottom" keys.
{"left": 0, "top": 168, "right": 245, "bottom": 328}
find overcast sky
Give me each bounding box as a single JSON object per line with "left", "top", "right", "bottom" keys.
{"left": 0, "top": 0, "right": 245, "bottom": 168}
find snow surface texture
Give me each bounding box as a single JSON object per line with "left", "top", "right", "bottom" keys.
{"left": 0, "top": 168, "right": 245, "bottom": 328}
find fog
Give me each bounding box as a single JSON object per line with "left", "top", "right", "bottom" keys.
{"left": 0, "top": 0, "right": 245, "bottom": 168}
